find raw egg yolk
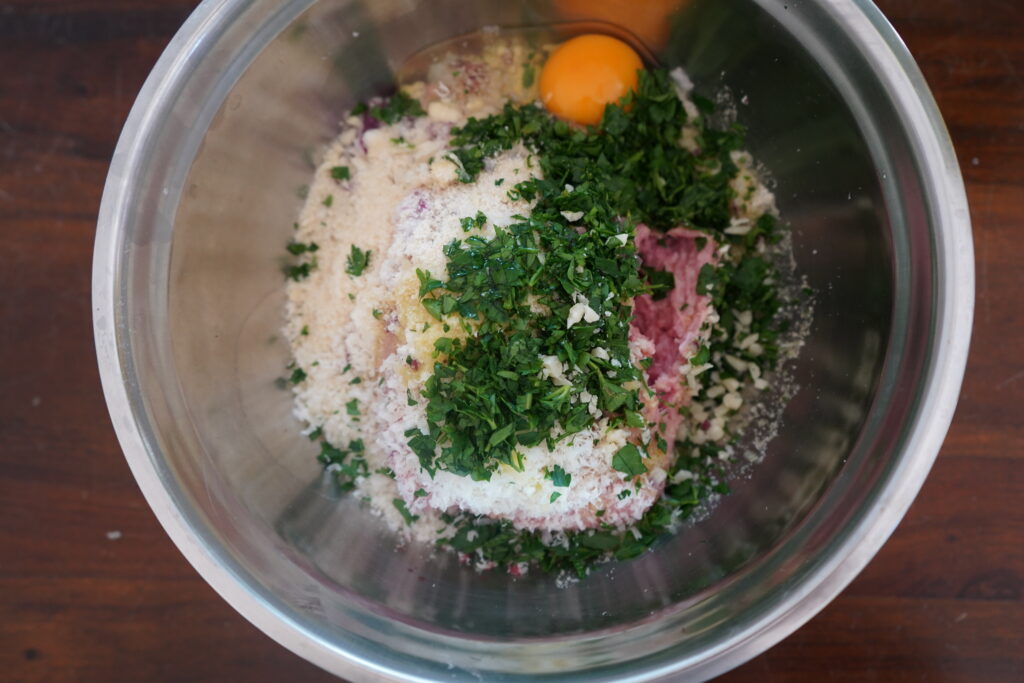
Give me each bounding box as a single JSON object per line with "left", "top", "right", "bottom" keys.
{"left": 539, "top": 34, "right": 643, "bottom": 126}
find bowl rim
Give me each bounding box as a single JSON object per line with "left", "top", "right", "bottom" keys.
{"left": 92, "top": 0, "right": 974, "bottom": 680}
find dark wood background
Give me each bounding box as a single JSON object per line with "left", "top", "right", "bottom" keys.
{"left": 1, "top": 0, "right": 1021, "bottom": 680}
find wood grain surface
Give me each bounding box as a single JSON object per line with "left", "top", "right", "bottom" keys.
{"left": 1, "top": 1, "right": 1021, "bottom": 680}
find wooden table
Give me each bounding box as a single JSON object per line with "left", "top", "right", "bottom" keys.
{"left": 1, "top": 1, "right": 1020, "bottom": 680}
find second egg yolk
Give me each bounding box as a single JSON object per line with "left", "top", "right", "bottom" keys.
{"left": 539, "top": 34, "right": 644, "bottom": 126}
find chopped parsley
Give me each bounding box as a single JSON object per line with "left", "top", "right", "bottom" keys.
{"left": 459, "top": 210, "right": 487, "bottom": 232}
{"left": 393, "top": 498, "right": 419, "bottom": 525}
{"left": 330, "top": 165, "right": 350, "bottom": 180}
{"left": 611, "top": 443, "right": 645, "bottom": 477}
{"left": 419, "top": 68, "right": 790, "bottom": 575}
{"left": 284, "top": 239, "right": 317, "bottom": 281}
{"left": 522, "top": 63, "right": 536, "bottom": 89}
{"left": 406, "top": 208, "right": 650, "bottom": 479}
{"left": 547, "top": 465, "right": 571, "bottom": 487}
{"left": 434, "top": 442, "right": 728, "bottom": 573}
{"left": 447, "top": 70, "right": 743, "bottom": 231}
{"left": 345, "top": 245, "right": 371, "bottom": 276}
{"left": 316, "top": 438, "right": 370, "bottom": 492}
{"left": 405, "top": 69, "right": 745, "bottom": 480}
{"left": 286, "top": 241, "right": 318, "bottom": 256}
{"left": 322, "top": 194, "right": 333, "bottom": 208}
{"left": 364, "top": 90, "right": 426, "bottom": 124}
{"left": 285, "top": 263, "right": 313, "bottom": 281}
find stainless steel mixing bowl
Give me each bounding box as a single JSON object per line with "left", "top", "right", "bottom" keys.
{"left": 92, "top": 0, "right": 973, "bottom": 680}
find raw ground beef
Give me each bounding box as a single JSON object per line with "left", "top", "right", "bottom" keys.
{"left": 631, "top": 224, "right": 717, "bottom": 443}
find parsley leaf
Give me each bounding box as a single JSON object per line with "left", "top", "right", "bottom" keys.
{"left": 285, "top": 263, "right": 313, "bottom": 281}
{"left": 692, "top": 346, "right": 711, "bottom": 365}
{"left": 369, "top": 91, "right": 426, "bottom": 124}
{"left": 522, "top": 64, "right": 536, "bottom": 89}
{"left": 345, "top": 245, "right": 371, "bottom": 276}
{"left": 392, "top": 498, "right": 419, "bottom": 525}
{"left": 547, "top": 465, "right": 571, "bottom": 487}
{"left": 459, "top": 210, "right": 487, "bottom": 232}
{"left": 316, "top": 438, "right": 370, "bottom": 491}
{"left": 611, "top": 444, "right": 646, "bottom": 477}
{"left": 286, "top": 241, "right": 319, "bottom": 256}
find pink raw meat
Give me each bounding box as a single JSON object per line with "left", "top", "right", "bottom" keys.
{"left": 630, "top": 224, "right": 717, "bottom": 441}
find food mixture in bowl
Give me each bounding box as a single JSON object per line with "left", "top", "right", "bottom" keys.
{"left": 282, "top": 31, "right": 808, "bottom": 577}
